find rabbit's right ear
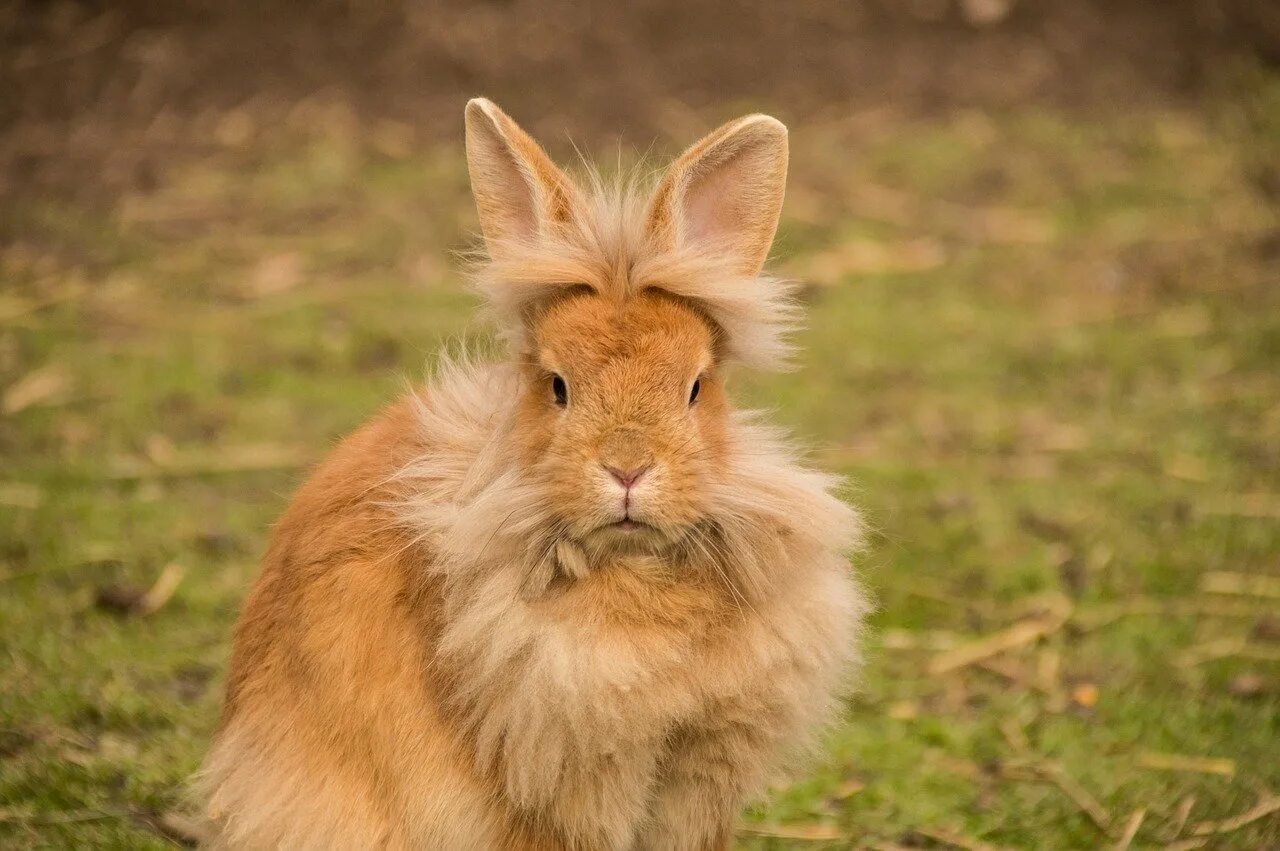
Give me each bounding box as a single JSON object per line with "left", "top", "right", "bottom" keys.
{"left": 645, "top": 114, "right": 788, "bottom": 279}
{"left": 464, "top": 98, "right": 581, "bottom": 255}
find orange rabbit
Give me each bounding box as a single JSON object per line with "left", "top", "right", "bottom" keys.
{"left": 199, "top": 99, "right": 866, "bottom": 850}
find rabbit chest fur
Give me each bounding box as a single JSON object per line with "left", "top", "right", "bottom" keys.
{"left": 401, "top": 363, "right": 864, "bottom": 850}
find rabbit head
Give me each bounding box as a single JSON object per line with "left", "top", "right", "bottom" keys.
{"left": 463, "top": 98, "right": 801, "bottom": 565}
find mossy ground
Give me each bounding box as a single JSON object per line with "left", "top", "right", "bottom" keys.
{"left": 2, "top": 73, "right": 1279, "bottom": 848}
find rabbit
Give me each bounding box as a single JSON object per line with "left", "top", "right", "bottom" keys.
{"left": 198, "top": 98, "right": 867, "bottom": 851}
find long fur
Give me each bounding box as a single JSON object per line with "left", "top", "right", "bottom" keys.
{"left": 199, "top": 103, "right": 867, "bottom": 851}
{"left": 476, "top": 171, "right": 803, "bottom": 371}
{"left": 390, "top": 356, "right": 864, "bottom": 840}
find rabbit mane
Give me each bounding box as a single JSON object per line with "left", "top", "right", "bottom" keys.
{"left": 392, "top": 355, "right": 863, "bottom": 598}
{"left": 476, "top": 173, "right": 802, "bottom": 370}
{"left": 388, "top": 352, "right": 866, "bottom": 827}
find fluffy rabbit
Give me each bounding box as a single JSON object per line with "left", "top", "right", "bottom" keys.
{"left": 199, "top": 99, "right": 866, "bottom": 850}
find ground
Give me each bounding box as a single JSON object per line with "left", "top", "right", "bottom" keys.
{"left": 2, "top": 2, "right": 1280, "bottom": 848}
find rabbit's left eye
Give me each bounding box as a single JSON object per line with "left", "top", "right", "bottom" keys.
{"left": 551, "top": 374, "right": 568, "bottom": 407}
{"left": 688, "top": 378, "right": 701, "bottom": 405}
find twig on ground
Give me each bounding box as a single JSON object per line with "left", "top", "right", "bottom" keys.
{"left": 0, "top": 291, "right": 79, "bottom": 325}
{"left": 998, "top": 717, "right": 1031, "bottom": 752}
{"left": 0, "top": 806, "right": 123, "bottom": 825}
{"left": 1073, "top": 598, "right": 1276, "bottom": 632}
{"left": 1036, "top": 647, "right": 1063, "bottom": 697}
{"left": 1190, "top": 792, "right": 1280, "bottom": 837}
{"left": 94, "top": 564, "right": 185, "bottom": 616}
{"left": 0, "top": 482, "right": 43, "bottom": 509}
{"left": 976, "top": 658, "right": 1052, "bottom": 695}
{"left": 736, "top": 821, "right": 843, "bottom": 840}
{"left": 916, "top": 824, "right": 1013, "bottom": 849}
{"left": 832, "top": 778, "right": 865, "bottom": 799}
{"left": 101, "top": 444, "right": 314, "bottom": 481}
{"left": 881, "top": 628, "right": 961, "bottom": 651}
{"left": 1163, "top": 839, "right": 1207, "bottom": 850}
{"left": 1007, "top": 761, "right": 1112, "bottom": 836}
{"left": 1112, "top": 808, "right": 1145, "bottom": 851}
{"left": 914, "top": 826, "right": 1011, "bottom": 851}
{"left": 2, "top": 364, "right": 70, "bottom": 414}
{"left": 1199, "top": 493, "right": 1280, "bottom": 520}
{"left": 137, "top": 563, "right": 185, "bottom": 614}
{"left": 1200, "top": 571, "right": 1280, "bottom": 600}
{"left": 1036, "top": 763, "right": 1113, "bottom": 836}
{"left": 1136, "top": 752, "right": 1235, "bottom": 778}
{"left": 996, "top": 591, "right": 1073, "bottom": 622}
{"left": 928, "top": 606, "right": 1070, "bottom": 676}
{"left": 137, "top": 811, "right": 210, "bottom": 847}
{"left": 1177, "top": 637, "right": 1280, "bottom": 667}
{"left": 1164, "top": 795, "right": 1196, "bottom": 841}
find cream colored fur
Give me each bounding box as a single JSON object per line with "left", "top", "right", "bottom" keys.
{"left": 199, "top": 99, "right": 866, "bottom": 851}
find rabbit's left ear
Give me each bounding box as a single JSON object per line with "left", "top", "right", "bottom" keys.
{"left": 646, "top": 114, "right": 789, "bottom": 278}
{"left": 465, "top": 98, "right": 582, "bottom": 255}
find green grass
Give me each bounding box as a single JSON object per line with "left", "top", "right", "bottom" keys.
{"left": 3, "top": 83, "right": 1279, "bottom": 848}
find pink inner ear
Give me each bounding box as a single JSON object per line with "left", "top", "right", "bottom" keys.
{"left": 667, "top": 123, "right": 785, "bottom": 275}
{"left": 682, "top": 161, "right": 748, "bottom": 249}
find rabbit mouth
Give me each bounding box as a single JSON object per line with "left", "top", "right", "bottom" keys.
{"left": 611, "top": 519, "right": 649, "bottom": 532}
{"left": 593, "top": 517, "right": 663, "bottom": 542}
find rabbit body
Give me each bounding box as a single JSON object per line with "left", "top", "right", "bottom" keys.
{"left": 201, "top": 100, "right": 866, "bottom": 851}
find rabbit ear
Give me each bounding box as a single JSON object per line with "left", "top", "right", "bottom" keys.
{"left": 464, "top": 98, "right": 581, "bottom": 254}
{"left": 646, "top": 114, "right": 789, "bottom": 278}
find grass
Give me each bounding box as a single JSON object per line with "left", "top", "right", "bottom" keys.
{"left": 2, "top": 80, "right": 1279, "bottom": 848}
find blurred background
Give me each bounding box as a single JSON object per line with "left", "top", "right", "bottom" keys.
{"left": 2, "top": 1, "right": 1279, "bottom": 847}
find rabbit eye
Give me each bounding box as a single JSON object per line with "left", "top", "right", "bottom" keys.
{"left": 551, "top": 374, "right": 568, "bottom": 406}
{"left": 688, "top": 378, "right": 701, "bottom": 405}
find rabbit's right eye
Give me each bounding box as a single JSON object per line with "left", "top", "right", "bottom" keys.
{"left": 551, "top": 374, "right": 568, "bottom": 407}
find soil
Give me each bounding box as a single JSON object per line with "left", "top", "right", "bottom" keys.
{"left": 0, "top": 0, "right": 1274, "bottom": 207}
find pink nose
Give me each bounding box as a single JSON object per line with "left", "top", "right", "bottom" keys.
{"left": 605, "top": 464, "right": 649, "bottom": 489}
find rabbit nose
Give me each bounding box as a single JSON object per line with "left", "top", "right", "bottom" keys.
{"left": 604, "top": 464, "right": 649, "bottom": 489}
